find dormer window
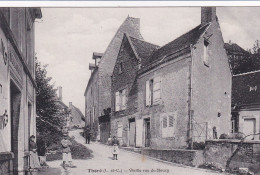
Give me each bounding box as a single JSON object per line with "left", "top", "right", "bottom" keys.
{"left": 203, "top": 39, "right": 209, "bottom": 66}
{"left": 119, "top": 62, "right": 123, "bottom": 74}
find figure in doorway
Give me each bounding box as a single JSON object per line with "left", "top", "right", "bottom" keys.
{"left": 111, "top": 136, "right": 119, "bottom": 160}
{"left": 29, "top": 135, "right": 41, "bottom": 171}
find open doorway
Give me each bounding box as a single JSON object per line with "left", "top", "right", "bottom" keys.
{"left": 10, "top": 81, "right": 21, "bottom": 174}
{"left": 144, "top": 118, "right": 151, "bottom": 147}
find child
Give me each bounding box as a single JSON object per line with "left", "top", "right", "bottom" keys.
{"left": 61, "top": 134, "right": 73, "bottom": 169}
{"left": 111, "top": 136, "right": 119, "bottom": 160}
{"left": 29, "top": 135, "right": 41, "bottom": 171}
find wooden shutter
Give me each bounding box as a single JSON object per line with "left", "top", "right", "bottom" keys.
{"left": 161, "top": 115, "right": 168, "bottom": 138}
{"left": 153, "top": 76, "right": 161, "bottom": 104}
{"left": 136, "top": 119, "right": 143, "bottom": 147}
{"left": 145, "top": 80, "right": 150, "bottom": 106}
{"left": 117, "top": 122, "right": 123, "bottom": 138}
{"left": 115, "top": 92, "right": 120, "bottom": 111}
{"left": 122, "top": 89, "right": 126, "bottom": 110}
{"left": 168, "top": 114, "right": 175, "bottom": 137}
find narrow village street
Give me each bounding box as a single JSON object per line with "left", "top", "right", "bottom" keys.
{"left": 43, "top": 129, "right": 227, "bottom": 175}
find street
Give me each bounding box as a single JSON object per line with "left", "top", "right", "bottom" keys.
{"left": 44, "top": 129, "right": 226, "bottom": 175}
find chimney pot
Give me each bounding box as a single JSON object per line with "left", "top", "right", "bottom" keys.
{"left": 201, "top": 7, "right": 216, "bottom": 26}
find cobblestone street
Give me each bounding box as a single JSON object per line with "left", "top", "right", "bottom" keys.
{"left": 40, "top": 129, "right": 227, "bottom": 175}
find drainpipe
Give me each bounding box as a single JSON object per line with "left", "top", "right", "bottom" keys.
{"left": 188, "top": 44, "right": 194, "bottom": 149}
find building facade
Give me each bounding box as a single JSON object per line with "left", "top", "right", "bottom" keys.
{"left": 84, "top": 16, "right": 143, "bottom": 140}
{"left": 232, "top": 71, "right": 260, "bottom": 140}
{"left": 111, "top": 7, "right": 232, "bottom": 149}
{"left": 110, "top": 34, "right": 159, "bottom": 146}
{"left": 0, "top": 8, "right": 42, "bottom": 174}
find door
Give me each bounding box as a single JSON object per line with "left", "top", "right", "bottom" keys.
{"left": 129, "top": 121, "right": 135, "bottom": 147}
{"left": 10, "top": 81, "right": 21, "bottom": 175}
{"left": 135, "top": 119, "right": 143, "bottom": 147}
{"left": 145, "top": 119, "right": 151, "bottom": 147}
{"left": 243, "top": 119, "right": 256, "bottom": 140}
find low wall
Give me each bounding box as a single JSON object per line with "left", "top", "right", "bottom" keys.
{"left": 205, "top": 139, "right": 260, "bottom": 170}
{"left": 141, "top": 149, "right": 204, "bottom": 167}
{"left": 0, "top": 152, "right": 14, "bottom": 175}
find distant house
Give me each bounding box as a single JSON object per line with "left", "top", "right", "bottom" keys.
{"left": 232, "top": 71, "right": 260, "bottom": 140}
{"left": 68, "top": 102, "right": 85, "bottom": 128}
{"left": 84, "top": 16, "right": 143, "bottom": 141}
{"left": 111, "top": 7, "right": 232, "bottom": 149}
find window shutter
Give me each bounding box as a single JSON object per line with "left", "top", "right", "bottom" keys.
{"left": 146, "top": 80, "right": 150, "bottom": 106}
{"left": 122, "top": 89, "right": 126, "bottom": 110}
{"left": 168, "top": 114, "right": 175, "bottom": 137}
{"left": 153, "top": 76, "right": 161, "bottom": 104}
{"left": 115, "top": 92, "right": 120, "bottom": 111}
{"left": 117, "top": 123, "right": 123, "bottom": 138}
{"left": 161, "top": 115, "right": 168, "bottom": 138}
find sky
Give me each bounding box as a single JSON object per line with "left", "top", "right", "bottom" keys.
{"left": 35, "top": 7, "right": 260, "bottom": 114}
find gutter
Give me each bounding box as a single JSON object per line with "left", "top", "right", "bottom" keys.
{"left": 188, "top": 44, "right": 194, "bottom": 149}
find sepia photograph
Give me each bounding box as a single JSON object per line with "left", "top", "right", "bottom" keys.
{"left": 0, "top": 3, "right": 260, "bottom": 175}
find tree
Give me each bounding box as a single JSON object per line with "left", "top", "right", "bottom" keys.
{"left": 231, "top": 40, "right": 260, "bottom": 75}
{"left": 35, "top": 58, "right": 66, "bottom": 146}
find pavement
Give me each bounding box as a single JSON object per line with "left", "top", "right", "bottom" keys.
{"left": 40, "top": 129, "right": 227, "bottom": 175}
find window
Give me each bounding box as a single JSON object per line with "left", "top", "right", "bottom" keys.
{"left": 161, "top": 113, "right": 175, "bottom": 138}
{"left": 203, "top": 39, "right": 209, "bottom": 66}
{"left": 249, "top": 86, "right": 257, "bottom": 92}
{"left": 146, "top": 77, "right": 161, "bottom": 106}
{"left": 115, "top": 89, "right": 126, "bottom": 111}
{"left": 119, "top": 62, "right": 123, "bottom": 74}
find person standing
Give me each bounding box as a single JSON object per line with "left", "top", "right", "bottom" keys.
{"left": 61, "top": 134, "right": 73, "bottom": 169}
{"left": 29, "top": 135, "right": 41, "bottom": 171}
{"left": 85, "top": 126, "right": 91, "bottom": 144}
{"left": 111, "top": 136, "right": 119, "bottom": 160}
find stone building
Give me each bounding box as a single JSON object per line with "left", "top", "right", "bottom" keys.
{"left": 232, "top": 71, "right": 260, "bottom": 140}
{"left": 68, "top": 102, "right": 85, "bottom": 129}
{"left": 111, "top": 34, "right": 159, "bottom": 146}
{"left": 0, "top": 8, "right": 42, "bottom": 174}
{"left": 111, "top": 7, "right": 232, "bottom": 149}
{"left": 84, "top": 16, "right": 143, "bottom": 141}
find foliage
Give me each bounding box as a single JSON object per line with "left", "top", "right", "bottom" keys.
{"left": 231, "top": 40, "right": 260, "bottom": 75}
{"left": 192, "top": 142, "right": 205, "bottom": 150}
{"left": 35, "top": 58, "right": 67, "bottom": 146}
{"left": 46, "top": 137, "right": 93, "bottom": 161}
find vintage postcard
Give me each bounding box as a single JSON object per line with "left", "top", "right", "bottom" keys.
{"left": 0, "top": 2, "right": 260, "bottom": 175}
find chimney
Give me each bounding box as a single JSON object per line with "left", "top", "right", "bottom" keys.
{"left": 201, "top": 7, "right": 216, "bottom": 26}
{"left": 69, "top": 102, "right": 72, "bottom": 108}
{"left": 58, "top": 86, "right": 62, "bottom": 101}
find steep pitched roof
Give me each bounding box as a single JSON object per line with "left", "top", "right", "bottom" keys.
{"left": 71, "top": 105, "right": 85, "bottom": 121}
{"left": 232, "top": 71, "right": 260, "bottom": 108}
{"left": 128, "top": 36, "right": 159, "bottom": 66}
{"left": 224, "top": 43, "right": 248, "bottom": 54}
{"left": 145, "top": 24, "right": 210, "bottom": 66}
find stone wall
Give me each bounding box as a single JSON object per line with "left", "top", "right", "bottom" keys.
{"left": 205, "top": 139, "right": 260, "bottom": 170}
{"left": 141, "top": 149, "right": 204, "bottom": 167}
